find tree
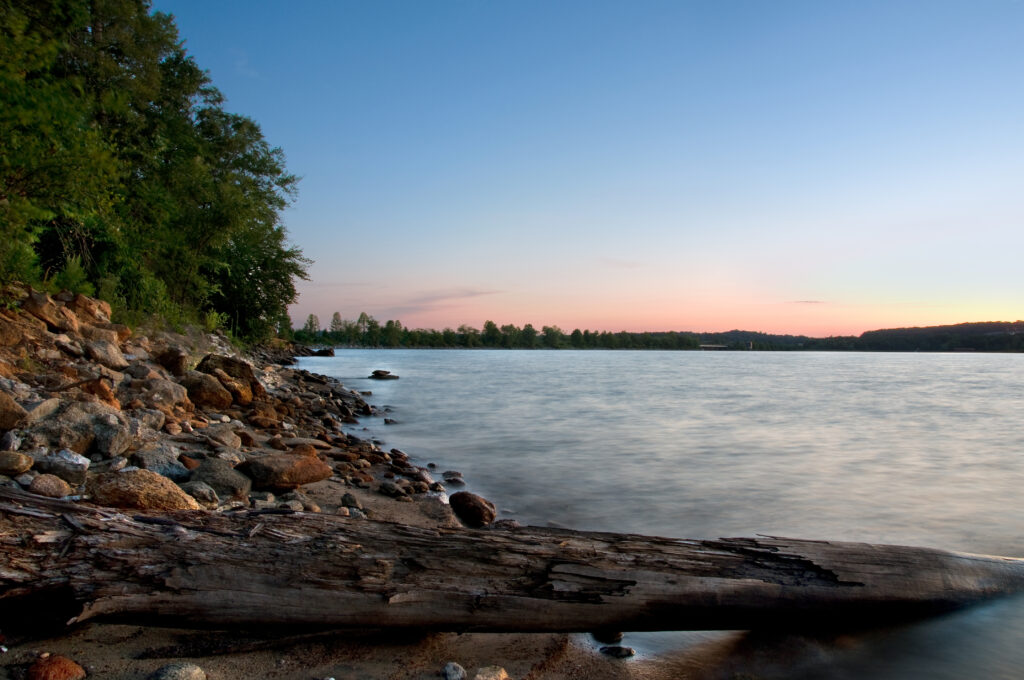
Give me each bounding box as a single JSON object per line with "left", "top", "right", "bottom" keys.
{"left": 570, "top": 328, "right": 584, "bottom": 348}
{"left": 303, "top": 314, "right": 320, "bottom": 335}
{"left": 329, "top": 312, "right": 344, "bottom": 334}
{"left": 521, "top": 323, "right": 538, "bottom": 348}
{"left": 541, "top": 325, "right": 564, "bottom": 348}
{"left": 482, "top": 320, "right": 501, "bottom": 347}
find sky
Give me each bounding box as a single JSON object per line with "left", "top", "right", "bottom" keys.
{"left": 152, "top": 0, "right": 1024, "bottom": 337}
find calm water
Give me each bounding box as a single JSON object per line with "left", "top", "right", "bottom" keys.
{"left": 299, "top": 350, "right": 1024, "bottom": 679}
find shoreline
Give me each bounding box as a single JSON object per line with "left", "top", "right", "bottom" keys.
{"left": 0, "top": 288, "right": 645, "bottom": 679}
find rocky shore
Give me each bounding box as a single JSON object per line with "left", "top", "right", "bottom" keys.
{"left": 0, "top": 288, "right": 641, "bottom": 680}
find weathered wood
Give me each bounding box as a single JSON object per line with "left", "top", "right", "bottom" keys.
{"left": 2, "top": 486, "right": 1024, "bottom": 632}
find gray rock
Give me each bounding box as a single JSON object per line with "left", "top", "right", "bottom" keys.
{"left": 340, "top": 492, "right": 363, "bottom": 510}
{"left": 190, "top": 458, "right": 251, "bottom": 500}
{"left": 249, "top": 490, "right": 276, "bottom": 503}
{"left": 0, "top": 430, "right": 21, "bottom": 451}
{"left": 141, "top": 378, "right": 191, "bottom": 411}
{"left": 32, "top": 448, "right": 90, "bottom": 485}
{"left": 132, "top": 408, "right": 167, "bottom": 432}
{"left": 93, "top": 413, "right": 132, "bottom": 457}
{"left": 449, "top": 491, "right": 497, "bottom": 528}
{"left": 205, "top": 423, "right": 241, "bottom": 449}
{"left": 599, "top": 645, "right": 636, "bottom": 658}
{"left": 85, "top": 339, "right": 130, "bottom": 370}
{"left": 14, "top": 470, "right": 37, "bottom": 486}
{"left": 378, "top": 480, "right": 406, "bottom": 497}
{"left": 23, "top": 403, "right": 96, "bottom": 454}
{"left": 146, "top": 661, "right": 207, "bottom": 680}
{"left": 132, "top": 444, "right": 190, "bottom": 482}
{"left": 21, "top": 397, "right": 61, "bottom": 424}
{"left": 0, "top": 474, "right": 19, "bottom": 488}
{"left": 179, "top": 480, "right": 220, "bottom": 508}
{"left": 442, "top": 662, "right": 466, "bottom": 680}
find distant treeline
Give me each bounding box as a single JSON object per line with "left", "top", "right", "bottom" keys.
{"left": 293, "top": 314, "right": 1024, "bottom": 352}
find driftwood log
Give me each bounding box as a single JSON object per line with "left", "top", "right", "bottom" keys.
{"left": 2, "top": 486, "right": 1024, "bottom": 633}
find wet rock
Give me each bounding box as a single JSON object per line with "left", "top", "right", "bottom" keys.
{"left": 0, "top": 391, "right": 28, "bottom": 429}
{"left": 84, "top": 339, "right": 130, "bottom": 370}
{"left": 190, "top": 458, "right": 251, "bottom": 500}
{"left": 29, "top": 473, "right": 72, "bottom": 498}
{"left": 472, "top": 667, "right": 509, "bottom": 680}
{"left": 368, "top": 369, "right": 399, "bottom": 380}
{"left": 181, "top": 370, "right": 232, "bottom": 410}
{"left": 179, "top": 480, "right": 219, "bottom": 508}
{"left": 240, "top": 453, "right": 332, "bottom": 491}
{"left": 32, "top": 448, "right": 90, "bottom": 485}
{"left": 0, "top": 451, "right": 33, "bottom": 476}
{"left": 27, "top": 654, "right": 87, "bottom": 680}
{"left": 88, "top": 469, "right": 201, "bottom": 510}
{"left": 442, "top": 662, "right": 466, "bottom": 680}
{"left": 442, "top": 470, "right": 466, "bottom": 486}
{"left": 132, "top": 444, "right": 190, "bottom": 482}
{"left": 599, "top": 645, "right": 636, "bottom": 658}
{"left": 449, "top": 491, "right": 497, "bottom": 528}
{"left": 146, "top": 661, "right": 208, "bottom": 680}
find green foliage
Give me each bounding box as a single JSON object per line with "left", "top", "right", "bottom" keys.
{"left": 0, "top": 0, "right": 307, "bottom": 338}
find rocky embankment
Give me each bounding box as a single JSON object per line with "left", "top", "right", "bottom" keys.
{"left": 0, "top": 287, "right": 475, "bottom": 520}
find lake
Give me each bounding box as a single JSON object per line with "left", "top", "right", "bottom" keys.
{"left": 298, "top": 349, "right": 1024, "bottom": 679}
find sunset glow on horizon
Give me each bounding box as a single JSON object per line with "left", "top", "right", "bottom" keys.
{"left": 154, "top": 0, "right": 1024, "bottom": 338}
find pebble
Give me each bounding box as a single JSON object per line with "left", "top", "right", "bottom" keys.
{"left": 442, "top": 661, "right": 466, "bottom": 680}
{"left": 341, "top": 492, "right": 363, "bottom": 510}
{"left": 29, "top": 473, "right": 72, "bottom": 498}
{"left": 146, "top": 661, "right": 208, "bottom": 680}
{"left": 600, "top": 645, "right": 636, "bottom": 658}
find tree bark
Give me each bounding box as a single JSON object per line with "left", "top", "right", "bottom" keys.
{"left": 2, "top": 487, "right": 1023, "bottom": 633}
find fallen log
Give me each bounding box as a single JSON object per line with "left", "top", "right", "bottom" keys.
{"left": 2, "top": 486, "right": 1024, "bottom": 633}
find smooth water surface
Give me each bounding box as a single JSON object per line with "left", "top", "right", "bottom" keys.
{"left": 299, "top": 350, "right": 1024, "bottom": 678}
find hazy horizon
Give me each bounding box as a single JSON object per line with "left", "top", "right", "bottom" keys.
{"left": 154, "top": 0, "right": 1024, "bottom": 336}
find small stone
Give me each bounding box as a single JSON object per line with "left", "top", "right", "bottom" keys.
{"left": 599, "top": 645, "right": 636, "bottom": 658}
{"left": 378, "top": 480, "right": 406, "bottom": 497}
{"left": 179, "top": 480, "right": 220, "bottom": 508}
{"left": 0, "top": 451, "right": 33, "bottom": 476}
{"left": 29, "top": 473, "right": 72, "bottom": 498}
{"left": 472, "top": 666, "right": 509, "bottom": 680}
{"left": 335, "top": 506, "right": 350, "bottom": 517}
{"left": 442, "top": 661, "right": 467, "bottom": 680}
{"left": 1, "top": 430, "right": 22, "bottom": 451}
{"left": 27, "top": 654, "right": 86, "bottom": 680}
{"left": 449, "top": 491, "right": 497, "bottom": 528}
{"left": 341, "top": 492, "right": 363, "bottom": 510}
{"left": 146, "top": 661, "right": 208, "bottom": 680}
{"left": 15, "top": 470, "right": 37, "bottom": 486}
{"left": 32, "top": 448, "right": 91, "bottom": 485}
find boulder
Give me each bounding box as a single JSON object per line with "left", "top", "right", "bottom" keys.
{"left": 22, "top": 397, "right": 61, "bottom": 424}
{"left": 190, "top": 458, "right": 251, "bottom": 500}
{"left": 84, "top": 339, "right": 130, "bottom": 370}
{"left": 449, "top": 491, "right": 497, "bottom": 528}
{"left": 31, "top": 448, "right": 90, "bottom": 485}
{"left": 132, "top": 444, "right": 190, "bottom": 482}
{"left": 87, "top": 469, "right": 201, "bottom": 511}
{"left": 178, "top": 480, "right": 219, "bottom": 509}
{"left": 180, "top": 370, "right": 232, "bottom": 410}
{"left": 204, "top": 422, "right": 241, "bottom": 449}
{"left": 196, "top": 354, "right": 266, "bottom": 400}
{"left": 29, "top": 473, "right": 73, "bottom": 498}
{"left": 211, "top": 367, "right": 252, "bottom": 406}
{"left": 239, "top": 453, "right": 332, "bottom": 491}
{"left": 155, "top": 347, "right": 190, "bottom": 377}
{"left": 141, "top": 379, "right": 192, "bottom": 412}
{"left": 27, "top": 654, "right": 86, "bottom": 680}
{"left": 0, "top": 391, "right": 27, "bottom": 429}
{"left": 93, "top": 412, "right": 132, "bottom": 457}
{"left": 369, "top": 369, "right": 399, "bottom": 380}
{"left": 80, "top": 323, "right": 121, "bottom": 345}
{"left": 69, "top": 292, "right": 110, "bottom": 323}
{"left": 0, "top": 451, "right": 33, "bottom": 476}
{"left": 23, "top": 403, "right": 96, "bottom": 454}
{"left": 21, "top": 289, "right": 62, "bottom": 330}
{"left": 442, "top": 662, "right": 467, "bottom": 680}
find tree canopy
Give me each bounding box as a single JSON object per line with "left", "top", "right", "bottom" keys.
{"left": 0, "top": 0, "right": 308, "bottom": 339}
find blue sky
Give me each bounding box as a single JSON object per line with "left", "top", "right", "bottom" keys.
{"left": 153, "top": 0, "right": 1024, "bottom": 335}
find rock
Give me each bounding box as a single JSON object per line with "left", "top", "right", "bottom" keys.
{"left": 155, "top": 347, "right": 190, "bottom": 377}
{"left": 81, "top": 377, "right": 120, "bottom": 409}
{"left": 378, "top": 480, "right": 406, "bottom": 498}
{"left": 84, "top": 339, "right": 130, "bottom": 370}
{"left": 15, "top": 471, "right": 37, "bottom": 486}
{"left": 27, "top": 654, "right": 87, "bottom": 680}
{"left": 341, "top": 492, "right": 363, "bottom": 510}
{"left": 196, "top": 354, "right": 265, "bottom": 401}
{"left": 93, "top": 412, "right": 132, "bottom": 457}
{"left": 449, "top": 491, "right": 497, "bottom": 528}
{"left": 32, "top": 448, "right": 90, "bottom": 485}
{"left": 204, "top": 422, "right": 241, "bottom": 449}
{"left": 289, "top": 443, "right": 319, "bottom": 457}
{"left": 69, "top": 292, "right": 110, "bottom": 323}
{"left": 599, "top": 645, "right": 636, "bottom": 658}
{"left": 80, "top": 323, "right": 120, "bottom": 344}
{"left": 88, "top": 469, "right": 201, "bottom": 510}
{"left": 22, "top": 397, "right": 62, "bottom": 424}
{"left": 23, "top": 403, "right": 96, "bottom": 454}
{"left": 472, "top": 667, "right": 509, "bottom": 680}
{"left": 132, "top": 444, "right": 190, "bottom": 482}
{"left": 0, "top": 319, "right": 21, "bottom": 346}
{"left": 1, "top": 430, "right": 22, "bottom": 450}
{"left": 442, "top": 662, "right": 467, "bottom": 680}
{"left": 0, "top": 451, "right": 32, "bottom": 476}
{"left": 21, "top": 289, "right": 62, "bottom": 330}
{"left": 211, "top": 367, "right": 252, "bottom": 405}
{"left": 368, "top": 369, "right": 399, "bottom": 380}
{"left": 146, "top": 661, "right": 208, "bottom": 680}
{"left": 190, "top": 458, "right": 251, "bottom": 500}
{"left": 180, "top": 370, "right": 232, "bottom": 410}
{"left": 591, "top": 630, "right": 624, "bottom": 644}
{"left": 179, "top": 480, "right": 219, "bottom": 508}
{"left": 0, "top": 391, "right": 28, "bottom": 429}
{"left": 141, "top": 379, "right": 192, "bottom": 412}
{"left": 239, "top": 453, "right": 332, "bottom": 491}
{"left": 29, "top": 473, "right": 72, "bottom": 498}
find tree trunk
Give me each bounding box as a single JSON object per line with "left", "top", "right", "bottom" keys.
{"left": 2, "top": 487, "right": 1023, "bottom": 632}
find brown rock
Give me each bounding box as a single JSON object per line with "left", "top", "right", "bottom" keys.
{"left": 0, "top": 319, "right": 21, "bottom": 346}
{"left": 54, "top": 305, "right": 80, "bottom": 334}
{"left": 142, "top": 379, "right": 192, "bottom": 413}
{"left": 88, "top": 469, "right": 201, "bottom": 510}
{"left": 69, "top": 293, "right": 108, "bottom": 323}
{"left": 80, "top": 323, "right": 121, "bottom": 344}
{"left": 27, "top": 654, "right": 86, "bottom": 680}
{"left": 289, "top": 443, "right": 319, "bottom": 457}
{"left": 81, "top": 378, "right": 121, "bottom": 409}
{"left": 29, "top": 473, "right": 73, "bottom": 498}
{"left": 240, "top": 453, "right": 332, "bottom": 490}
{"left": 0, "top": 391, "right": 28, "bottom": 429}
{"left": 212, "top": 367, "right": 252, "bottom": 406}
{"left": 84, "top": 339, "right": 130, "bottom": 370}
{"left": 21, "top": 289, "right": 62, "bottom": 330}
{"left": 196, "top": 354, "right": 266, "bottom": 400}
{"left": 0, "top": 451, "right": 33, "bottom": 476}
{"left": 155, "top": 347, "right": 190, "bottom": 376}
{"left": 180, "top": 370, "right": 232, "bottom": 410}
{"left": 180, "top": 455, "right": 201, "bottom": 470}
{"left": 449, "top": 491, "right": 497, "bottom": 528}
